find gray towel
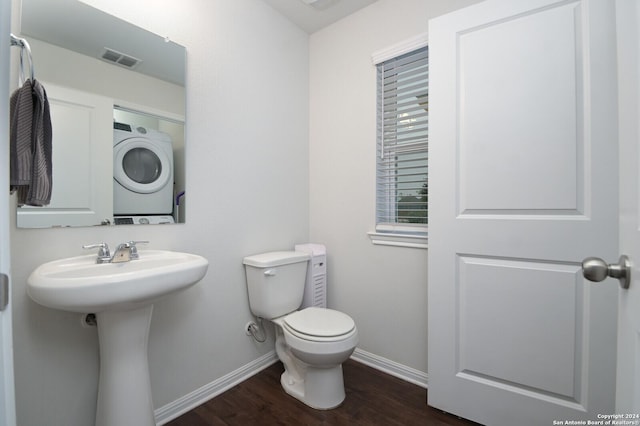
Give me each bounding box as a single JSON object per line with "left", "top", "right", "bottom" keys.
{"left": 10, "top": 79, "right": 52, "bottom": 206}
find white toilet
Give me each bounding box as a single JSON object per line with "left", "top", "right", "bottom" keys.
{"left": 243, "top": 251, "right": 358, "bottom": 409}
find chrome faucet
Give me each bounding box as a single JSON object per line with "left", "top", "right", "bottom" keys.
{"left": 111, "top": 241, "right": 149, "bottom": 263}
{"left": 111, "top": 242, "right": 133, "bottom": 263}
{"left": 83, "top": 241, "right": 149, "bottom": 263}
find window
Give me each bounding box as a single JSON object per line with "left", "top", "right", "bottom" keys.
{"left": 373, "top": 46, "right": 428, "bottom": 245}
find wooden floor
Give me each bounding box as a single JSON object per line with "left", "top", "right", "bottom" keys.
{"left": 165, "top": 359, "right": 480, "bottom": 426}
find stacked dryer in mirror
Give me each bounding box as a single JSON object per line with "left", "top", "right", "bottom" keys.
{"left": 295, "top": 243, "right": 327, "bottom": 309}
{"left": 113, "top": 123, "right": 175, "bottom": 225}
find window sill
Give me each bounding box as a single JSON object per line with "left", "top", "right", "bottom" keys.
{"left": 367, "top": 232, "right": 428, "bottom": 249}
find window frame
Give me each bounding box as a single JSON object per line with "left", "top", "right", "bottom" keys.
{"left": 369, "top": 34, "right": 429, "bottom": 249}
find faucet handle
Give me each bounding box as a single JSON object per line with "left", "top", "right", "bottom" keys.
{"left": 82, "top": 243, "right": 111, "bottom": 263}
{"left": 126, "top": 240, "right": 149, "bottom": 259}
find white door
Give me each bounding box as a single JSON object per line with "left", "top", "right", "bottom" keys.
{"left": 16, "top": 83, "right": 113, "bottom": 228}
{"left": 1, "top": 0, "right": 17, "bottom": 423}
{"left": 616, "top": 0, "right": 640, "bottom": 414}
{"left": 428, "top": 1, "right": 619, "bottom": 424}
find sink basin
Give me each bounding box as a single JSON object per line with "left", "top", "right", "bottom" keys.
{"left": 27, "top": 249, "right": 208, "bottom": 426}
{"left": 27, "top": 249, "right": 208, "bottom": 312}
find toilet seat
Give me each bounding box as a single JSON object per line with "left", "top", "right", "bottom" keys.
{"left": 283, "top": 307, "right": 355, "bottom": 342}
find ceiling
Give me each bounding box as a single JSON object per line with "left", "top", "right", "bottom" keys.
{"left": 261, "top": 0, "right": 379, "bottom": 33}
{"left": 17, "top": 0, "right": 378, "bottom": 86}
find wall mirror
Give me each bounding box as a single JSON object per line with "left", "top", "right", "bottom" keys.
{"left": 13, "top": 0, "right": 186, "bottom": 228}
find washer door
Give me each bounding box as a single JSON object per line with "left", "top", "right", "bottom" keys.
{"left": 114, "top": 137, "right": 172, "bottom": 194}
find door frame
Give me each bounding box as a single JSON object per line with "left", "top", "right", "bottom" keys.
{"left": 615, "top": 0, "right": 640, "bottom": 413}
{"left": 1, "top": 0, "right": 17, "bottom": 423}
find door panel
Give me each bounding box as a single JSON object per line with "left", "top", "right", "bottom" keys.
{"left": 428, "top": 1, "right": 618, "bottom": 424}
{"left": 458, "top": 2, "right": 582, "bottom": 213}
{"left": 458, "top": 256, "right": 581, "bottom": 400}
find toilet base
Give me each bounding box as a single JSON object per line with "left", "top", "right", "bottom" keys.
{"left": 280, "top": 364, "right": 345, "bottom": 410}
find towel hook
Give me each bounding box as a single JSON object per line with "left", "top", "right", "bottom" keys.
{"left": 9, "top": 33, "right": 34, "bottom": 83}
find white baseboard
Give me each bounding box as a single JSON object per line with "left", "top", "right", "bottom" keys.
{"left": 350, "top": 348, "right": 428, "bottom": 389}
{"left": 154, "top": 351, "right": 278, "bottom": 425}
{"left": 155, "top": 348, "right": 427, "bottom": 424}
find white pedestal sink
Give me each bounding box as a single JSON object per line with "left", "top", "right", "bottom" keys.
{"left": 27, "top": 249, "right": 209, "bottom": 426}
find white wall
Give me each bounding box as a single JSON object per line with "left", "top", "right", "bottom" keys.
{"left": 9, "top": 1, "right": 309, "bottom": 425}
{"left": 308, "top": 0, "right": 483, "bottom": 374}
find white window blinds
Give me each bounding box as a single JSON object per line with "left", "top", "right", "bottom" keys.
{"left": 376, "top": 46, "right": 428, "bottom": 234}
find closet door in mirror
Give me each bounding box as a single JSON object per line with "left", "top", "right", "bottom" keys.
{"left": 17, "top": 83, "right": 113, "bottom": 228}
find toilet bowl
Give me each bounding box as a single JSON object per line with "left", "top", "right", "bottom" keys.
{"left": 272, "top": 307, "right": 358, "bottom": 409}
{"left": 242, "top": 251, "right": 358, "bottom": 410}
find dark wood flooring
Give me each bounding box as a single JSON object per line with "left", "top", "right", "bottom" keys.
{"left": 165, "top": 359, "right": 480, "bottom": 426}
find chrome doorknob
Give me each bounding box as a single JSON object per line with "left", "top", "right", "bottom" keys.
{"left": 582, "top": 255, "right": 631, "bottom": 289}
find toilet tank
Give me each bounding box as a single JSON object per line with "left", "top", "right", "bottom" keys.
{"left": 243, "top": 251, "right": 310, "bottom": 319}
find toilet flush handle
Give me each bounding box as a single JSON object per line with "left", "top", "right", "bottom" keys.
{"left": 264, "top": 269, "right": 277, "bottom": 276}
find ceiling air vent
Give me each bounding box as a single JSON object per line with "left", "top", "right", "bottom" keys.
{"left": 100, "top": 47, "right": 142, "bottom": 70}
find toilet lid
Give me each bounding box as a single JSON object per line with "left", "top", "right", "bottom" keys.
{"left": 284, "top": 307, "right": 355, "bottom": 338}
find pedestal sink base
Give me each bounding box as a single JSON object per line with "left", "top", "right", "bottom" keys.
{"left": 95, "top": 305, "right": 155, "bottom": 426}
{"left": 26, "top": 249, "right": 209, "bottom": 424}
